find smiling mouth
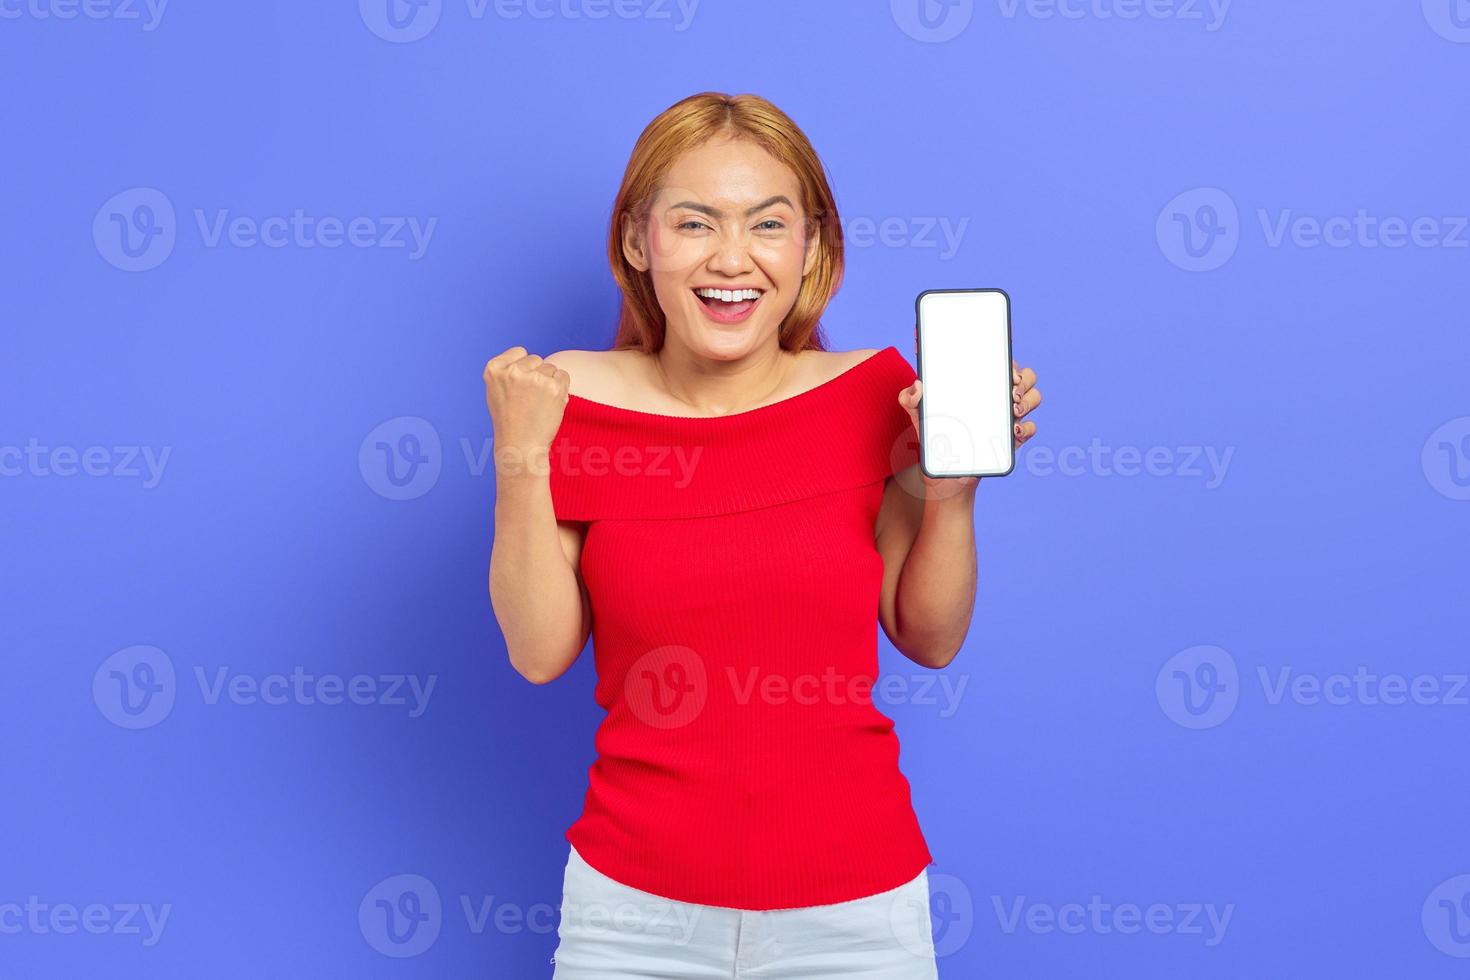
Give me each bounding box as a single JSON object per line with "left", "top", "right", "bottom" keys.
{"left": 693, "top": 287, "right": 764, "bottom": 319}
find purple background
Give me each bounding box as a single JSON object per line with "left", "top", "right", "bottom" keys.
{"left": 3, "top": 0, "right": 1469, "bottom": 976}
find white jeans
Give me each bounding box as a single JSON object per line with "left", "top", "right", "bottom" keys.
{"left": 550, "top": 844, "right": 939, "bottom": 979}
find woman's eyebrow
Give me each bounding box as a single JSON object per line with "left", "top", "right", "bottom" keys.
{"left": 668, "top": 195, "right": 794, "bottom": 218}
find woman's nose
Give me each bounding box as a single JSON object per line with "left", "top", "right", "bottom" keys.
{"left": 709, "top": 233, "right": 755, "bottom": 272}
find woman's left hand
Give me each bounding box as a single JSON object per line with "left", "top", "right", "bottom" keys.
{"left": 1013, "top": 359, "right": 1042, "bottom": 447}
{"left": 898, "top": 359, "right": 1042, "bottom": 496}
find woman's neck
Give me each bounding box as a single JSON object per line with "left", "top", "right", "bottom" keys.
{"left": 647, "top": 341, "right": 800, "bottom": 418}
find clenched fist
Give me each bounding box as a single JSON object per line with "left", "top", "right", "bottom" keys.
{"left": 483, "top": 347, "right": 571, "bottom": 479}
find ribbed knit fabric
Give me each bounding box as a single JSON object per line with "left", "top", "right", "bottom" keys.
{"left": 546, "top": 345, "right": 933, "bottom": 911}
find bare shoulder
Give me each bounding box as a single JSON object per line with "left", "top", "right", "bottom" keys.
{"left": 543, "top": 348, "right": 643, "bottom": 401}
{"left": 812, "top": 347, "right": 882, "bottom": 377}
{"left": 841, "top": 347, "right": 882, "bottom": 365}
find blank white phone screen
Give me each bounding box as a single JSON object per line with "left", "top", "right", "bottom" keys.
{"left": 916, "top": 290, "right": 1014, "bottom": 477}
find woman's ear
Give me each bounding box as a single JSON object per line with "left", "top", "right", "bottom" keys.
{"left": 621, "top": 212, "right": 650, "bottom": 272}
{"left": 801, "top": 215, "right": 821, "bottom": 277}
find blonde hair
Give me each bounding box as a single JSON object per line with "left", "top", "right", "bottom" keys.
{"left": 607, "top": 92, "right": 843, "bottom": 353}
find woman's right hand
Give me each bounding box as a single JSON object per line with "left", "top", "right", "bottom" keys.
{"left": 483, "top": 346, "right": 571, "bottom": 476}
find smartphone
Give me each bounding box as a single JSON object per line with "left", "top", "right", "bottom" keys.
{"left": 914, "top": 288, "right": 1015, "bottom": 478}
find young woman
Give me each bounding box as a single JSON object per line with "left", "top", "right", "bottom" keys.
{"left": 485, "top": 91, "right": 1041, "bottom": 978}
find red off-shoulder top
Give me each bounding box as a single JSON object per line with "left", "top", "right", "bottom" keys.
{"left": 546, "top": 344, "right": 933, "bottom": 911}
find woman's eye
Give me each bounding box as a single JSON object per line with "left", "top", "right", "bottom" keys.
{"left": 756, "top": 220, "right": 785, "bottom": 231}
{"left": 678, "top": 220, "right": 711, "bottom": 232}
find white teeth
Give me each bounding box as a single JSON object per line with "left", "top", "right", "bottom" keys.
{"left": 696, "top": 288, "right": 762, "bottom": 302}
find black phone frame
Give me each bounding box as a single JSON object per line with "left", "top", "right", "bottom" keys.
{"left": 913, "top": 287, "right": 1017, "bottom": 479}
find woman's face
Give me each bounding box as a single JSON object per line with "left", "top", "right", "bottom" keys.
{"left": 624, "top": 135, "right": 820, "bottom": 360}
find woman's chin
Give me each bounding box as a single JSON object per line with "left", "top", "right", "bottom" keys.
{"left": 672, "top": 321, "right": 771, "bottom": 358}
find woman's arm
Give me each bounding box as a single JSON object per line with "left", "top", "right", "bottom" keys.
{"left": 485, "top": 347, "right": 592, "bottom": 684}
{"left": 875, "top": 361, "right": 1041, "bottom": 668}
{"left": 490, "top": 487, "right": 591, "bottom": 684}
{"left": 875, "top": 472, "right": 977, "bottom": 669}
